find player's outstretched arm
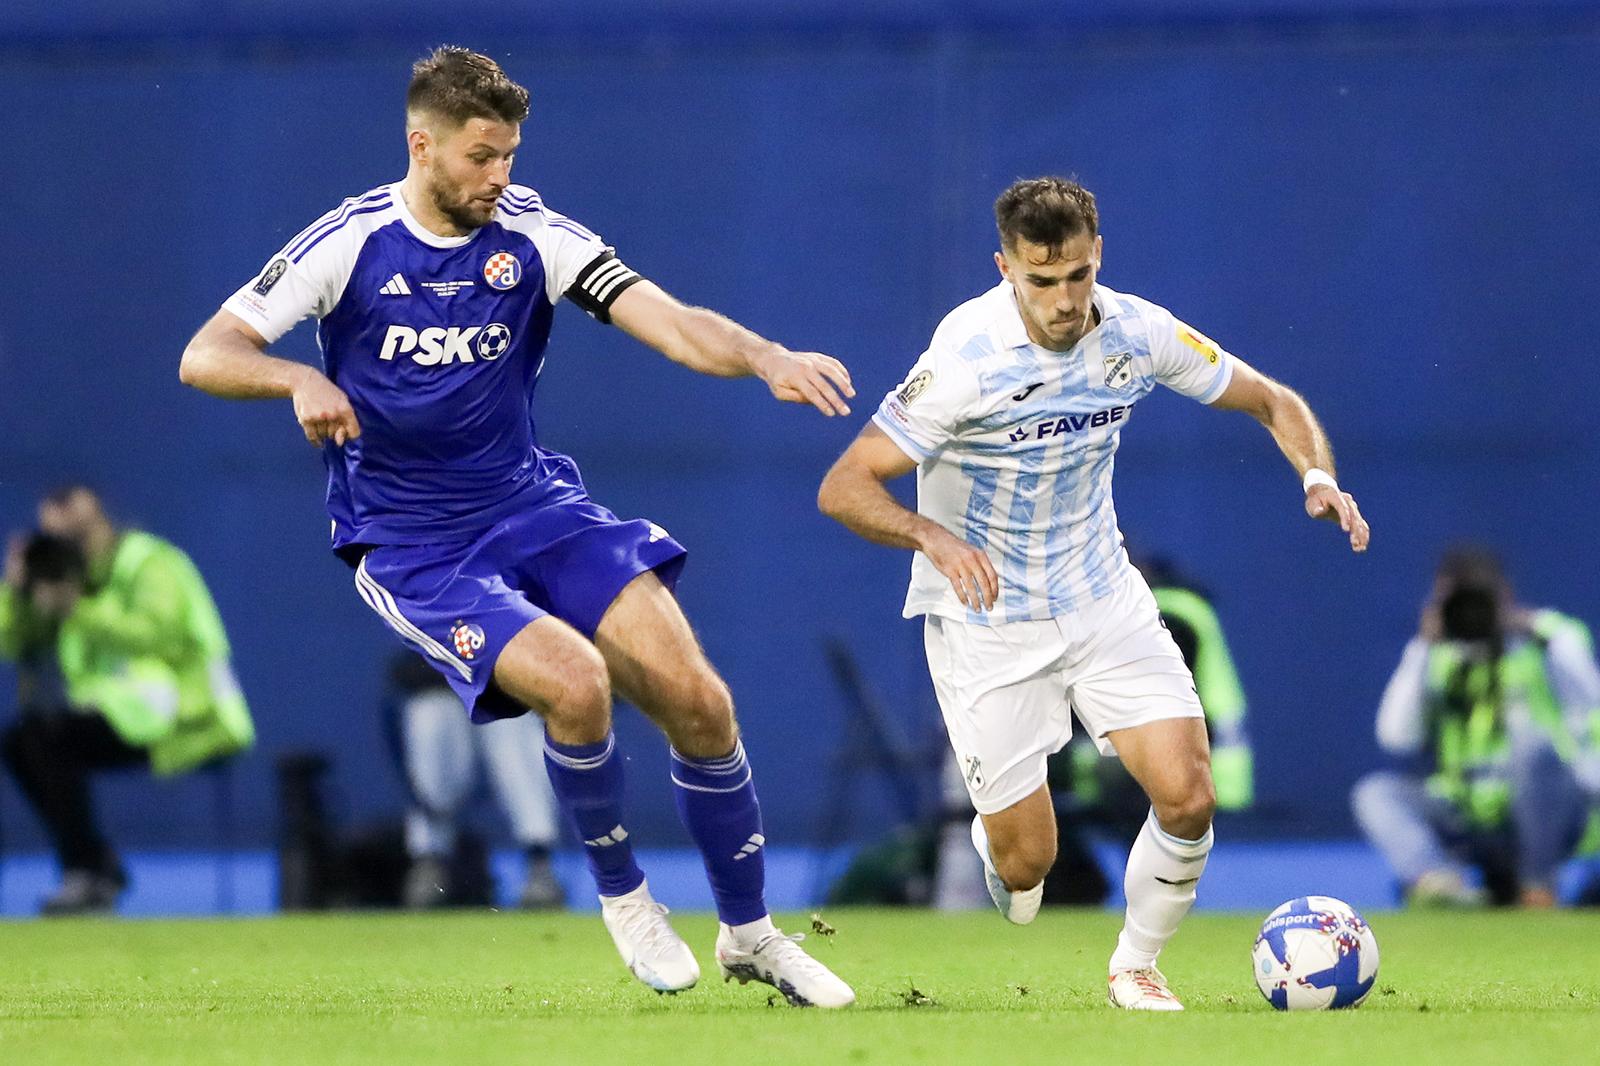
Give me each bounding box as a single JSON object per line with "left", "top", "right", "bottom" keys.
{"left": 1210, "top": 359, "right": 1370, "bottom": 552}
{"left": 818, "top": 424, "right": 999, "bottom": 611}
{"left": 607, "top": 281, "right": 855, "bottom": 416}
{"left": 180, "top": 311, "right": 361, "bottom": 447}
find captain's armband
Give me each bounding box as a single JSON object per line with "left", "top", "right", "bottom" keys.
{"left": 566, "top": 250, "right": 644, "bottom": 324}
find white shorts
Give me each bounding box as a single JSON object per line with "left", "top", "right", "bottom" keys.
{"left": 924, "top": 568, "right": 1203, "bottom": 815}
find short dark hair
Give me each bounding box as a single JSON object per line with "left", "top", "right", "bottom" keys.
{"left": 994, "top": 177, "right": 1099, "bottom": 258}
{"left": 1436, "top": 544, "right": 1506, "bottom": 592}
{"left": 407, "top": 46, "right": 530, "bottom": 128}
{"left": 21, "top": 532, "right": 85, "bottom": 590}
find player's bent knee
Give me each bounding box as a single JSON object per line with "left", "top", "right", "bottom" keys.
{"left": 498, "top": 637, "right": 613, "bottom": 744}
{"left": 664, "top": 673, "right": 738, "bottom": 758}
{"left": 543, "top": 664, "right": 612, "bottom": 740}
{"left": 1154, "top": 784, "right": 1216, "bottom": 840}
{"left": 994, "top": 836, "right": 1055, "bottom": 892}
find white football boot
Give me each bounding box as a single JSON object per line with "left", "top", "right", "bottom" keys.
{"left": 970, "top": 815, "right": 1042, "bottom": 925}
{"left": 1107, "top": 967, "right": 1184, "bottom": 1011}
{"left": 715, "top": 925, "right": 856, "bottom": 1008}
{"left": 599, "top": 880, "right": 700, "bottom": 993}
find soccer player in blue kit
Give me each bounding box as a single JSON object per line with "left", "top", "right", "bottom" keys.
{"left": 180, "top": 47, "right": 855, "bottom": 1007}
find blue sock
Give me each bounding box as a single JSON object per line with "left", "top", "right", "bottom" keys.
{"left": 543, "top": 733, "right": 644, "bottom": 898}
{"left": 671, "top": 740, "right": 768, "bottom": 926}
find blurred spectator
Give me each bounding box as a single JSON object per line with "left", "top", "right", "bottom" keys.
{"left": 935, "top": 557, "right": 1252, "bottom": 907}
{"left": 1351, "top": 547, "right": 1600, "bottom": 907}
{"left": 0, "top": 486, "right": 254, "bottom": 914}
{"left": 388, "top": 654, "right": 563, "bottom": 909}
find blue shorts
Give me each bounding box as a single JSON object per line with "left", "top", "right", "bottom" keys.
{"left": 352, "top": 490, "right": 687, "bottom": 722}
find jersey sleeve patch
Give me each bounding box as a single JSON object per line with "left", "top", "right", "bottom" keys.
{"left": 1149, "top": 307, "right": 1234, "bottom": 403}
{"left": 1177, "top": 324, "right": 1222, "bottom": 366}
{"left": 565, "top": 250, "right": 643, "bottom": 324}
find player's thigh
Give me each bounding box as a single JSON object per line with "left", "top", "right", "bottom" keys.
{"left": 1104, "top": 716, "right": 1213, "bottom": 816}
{"left": 925, "top": 615, "right": 1074, "bottom": 818}
{"left": 492, "top": 615, "right": 613, "bottom": 744}
{"left": 1068, "top": 578, "right": 1210, "bottom": 812}
{"left": 356, "top": 546, "right": 553, "bottom": 724}
{"left": 592, "top": 572, "right": 733, "bottom": 732}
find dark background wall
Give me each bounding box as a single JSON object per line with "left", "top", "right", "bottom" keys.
{"left": 2, "top": 1, "right": 1597, "bottom": 851}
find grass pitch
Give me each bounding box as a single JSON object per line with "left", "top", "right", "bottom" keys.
{"left": 2, "top": 908, "right": 1596, "bottom": 1065}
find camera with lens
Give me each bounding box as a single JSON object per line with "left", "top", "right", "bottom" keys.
{"left": 18, "top": 532, "right": 86, "bottom": 596}
{"left": 1439, "top": 583, "right": 1501, "bottom": 643}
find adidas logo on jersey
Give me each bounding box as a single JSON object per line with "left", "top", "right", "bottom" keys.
{"left": 379, "top": 273, "right": 412, "bottom": 296}
{"left": 378, "top": 323, "right": 512, "bottom": 365}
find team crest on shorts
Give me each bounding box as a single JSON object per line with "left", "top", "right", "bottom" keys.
{"left": 482, "top": 252, "right": 522, "bottom": 291}
{"left": 450, "top": 621, "right": 487, "bottom": 660}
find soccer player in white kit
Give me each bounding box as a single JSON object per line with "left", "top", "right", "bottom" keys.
{"left": 818, "top": 177, "right": 1370, "bottom": 1010}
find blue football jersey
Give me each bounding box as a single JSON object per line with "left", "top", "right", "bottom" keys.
{"left": 224, "top": 182, "right": 641, "bottom": 549}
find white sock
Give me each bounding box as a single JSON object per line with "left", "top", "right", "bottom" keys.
{"left": 725, "top": 914, "right": 778, "bottom": 949}
{"left": 1109, "top": 809, "right": 1213, "bottom": 974}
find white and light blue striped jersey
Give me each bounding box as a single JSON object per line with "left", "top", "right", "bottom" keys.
{"left": 872, "top": 281, "right": 1235, "bottom": 625}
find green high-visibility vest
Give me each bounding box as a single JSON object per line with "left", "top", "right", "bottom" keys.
{"left": 1423, "top": 611, "right": 1588, "bottom": 828}
{"left": 1, "top": 531, "right": 254, "bottom": 776}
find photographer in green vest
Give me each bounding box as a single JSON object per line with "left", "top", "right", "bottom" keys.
{"left": 2, "top": 486, "right": 254, "bottom": 914}
{"left": 1351, "top": 547, "right": 1600, "bottom": 907}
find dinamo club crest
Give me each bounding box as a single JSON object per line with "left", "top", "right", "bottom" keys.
{"left": 451, "top": 621, "right": 487, "bottom": 660}
{"left": 483, "top": 252, "right": 522, "bottom": 291}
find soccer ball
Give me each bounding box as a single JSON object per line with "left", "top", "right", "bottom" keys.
{"left": 1252, "top": 895, "right": 1379, "bottom": 1010}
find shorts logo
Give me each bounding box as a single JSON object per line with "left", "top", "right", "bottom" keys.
{"left": 648, "top": 523, "right": 670, "bottom": 543}
{"left": 450, "top": 621, "right": 486, "bottom": 660}
{"left": 253, "top": 258, "right": 287, "bottom": 296}
{"left": 963, "top": 755, "right": 985, "bottom": 789}
{"left": 1103, "top": 352, "right": 1133, "bottom": 390}
{"left": 483, "top": 252, "right": 522, "bottom": 291}
{"left": 897, "top": 370, "right": 933, "bottom": 406}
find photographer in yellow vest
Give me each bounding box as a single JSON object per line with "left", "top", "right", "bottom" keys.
{"left": 1351, "top": 547, "right": 1600, "bottom": 907}
{"left": 2, "top": 486, "right": 254, "bottom": 914}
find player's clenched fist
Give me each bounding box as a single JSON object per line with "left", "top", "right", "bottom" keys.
{"left": 919, "top": 527, "right": 1000, "bottom": 612}
{"left": 292, "top": 368, "right": 362, "bottom": 447}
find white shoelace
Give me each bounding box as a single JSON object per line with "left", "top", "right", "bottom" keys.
{"left": 1121, "top": 968, "right": 1177, "bottom": 1001}
{"left": 613, "top": 899, "right": 683, "bottom": 956}
{"left": 753, "top": 932, "right": 833, "bottom": 980}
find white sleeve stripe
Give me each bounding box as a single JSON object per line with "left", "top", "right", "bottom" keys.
{"left": 583, "top": 259, "right": 629, "bottom": 292}
{"left": 595, "top": 271, "right": 641, "bottom": 303}
{"left": 589, "top": 261, "right": 639, "bottom": 301}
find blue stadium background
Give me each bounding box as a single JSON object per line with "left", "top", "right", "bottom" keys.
{"left": 1, "top": 1, "right": 1597, "bottom": 879}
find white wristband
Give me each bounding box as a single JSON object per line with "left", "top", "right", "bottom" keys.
{"left": 1302, "top": 467, "right": 1339, "bottom": 494}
